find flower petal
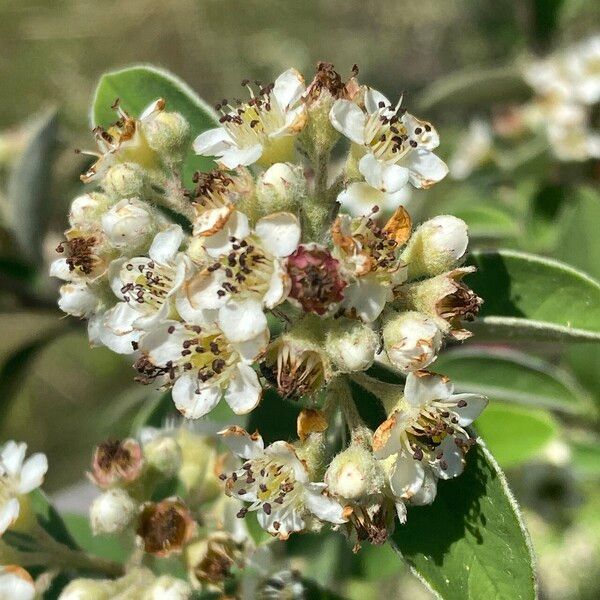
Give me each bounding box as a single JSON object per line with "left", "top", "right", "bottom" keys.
{"left": 343, "top": 277, "right": 390, "bottom": 322}
{"left": 1, "top": 442, "right": 26, "bottom": 477}
{"left": 193, "top": 127, "right": 234, "bottom": 156}
{"left": 451, "top": 394, "right": 488, "bottom": 427}
{"left": 218, "top": 426, "right": 264, "bottom": 459}
{"left": 359, "top": 153, "right": 409, "bottom": 193}
{"left": 173, "top": 376, "right": 222, "bottom": 419}
{"left": 263, "top": 259, "right": 291, "bottom": 309}
{"left": 201, "top": 211, "right": 250, "bottom": 258}
{"left": 435, "top": 436, "right": 465, "bottom": 480}
{"left": 410, "top": 468, "right": 438, "bottom": 505}
{"left": 337, "top": 182, "right": 386, "bottom": 218}
{"left": 17, "top": 453, "right": 48, "bottom": 494}
{"left": 405, "top": 149, "right": 448, "bottom": 189}
{"left": 218, "top": 298, "right": 267, "bottom": 343}
{"left": 404, "top": 371, "right": 454, "bottom": 408}
{"left": 255, "top": 212, "right": 301, "bottom": 258}
{"left": 219, "top": 144, "right": 263, "bottom": 169}
{"left": 273, "top": 68, "right": 306, "bottom": 111}
{"left": 364, "top": 88, "right": 391, "bottom": 114}
{"left": 389, "top": 454, "right": 425, "bottom": 499}
{"left": 257, "top": 506, "right": 305, "bottom": 538}
{"left": 304, "top": 483, "right": 347, "bottom": 524}
{"left": 0, "top": 499, "right": 20, "bottom": 535}
{"left": 232, "top": 329, "right": 269, "bottom": 363}
{"left": 149, "top": 225, "right": 184, "bottom": 265}
{"left": 329, "top": 99, "right": 366, "bottom": 145}
{"left": 224, "top": 364, "right": 262, "bottom": 414}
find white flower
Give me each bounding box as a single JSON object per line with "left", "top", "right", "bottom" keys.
{"left": 101, "top": 197, "right": 161, "bottom": 251}
{"left": 98, "top": 225, "right": 192, "bottom": 354}
{"left": 219, "top": 427, "right": 347, "bottom": 539}
{"left": 329, "top": 88, "right": 448, "bottom": 189}
{"left": 183, "top": 212, "right": 301, "bottom": 342}
{"left": 331, "top": 211, "right": 409, "bottom": 322}
{"left": 372, "top": 372, "right": 487, "bottom": 504}
{"left": 381, "top": 311, "right": 442, "bottom": 373}
{"left": 135, "top": 320, "right": 266, "bottom": 419}
{"left": 0, "top": 441, "right": 48, "bottom": 536}
{"left": 0, "top": 566, "right": 35, "bottom": 600}
{"left": 193, "top": 69, "right": 307, "bottom": 169}
{"left": 337, "top": 178, "right": 411, "bottom": 219}
{"left": 449, "top": 120, "right": 493, "bottom": 180}
{"left": 145, "top": 576, "right": 192, "bottom": 600}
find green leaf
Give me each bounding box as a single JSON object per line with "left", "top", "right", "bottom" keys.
{"left": 63, "top": 513, "right": 128, "bottom": 563}
{"left": 91, "top": 65, "right": 218, "bottom": 185}
{"left": 29, "top": 489, "right": 79, "bottom": 550}
{"left": 391, "top": 442, "right": 536, "bottom": 600}
{"left": 475, "top": 402, "right": 558, "bottom": 468}
{"left": 467, "top": 249, "right": 600, "bottom": 341}
{"left": 7, "top": 109, "right": 59, "bottom": 264}
{"left": 570, "top": 436, "right": 600, "bottom": 478}
{"left": 433, "top": 347, "right": 592, "bottom": 415}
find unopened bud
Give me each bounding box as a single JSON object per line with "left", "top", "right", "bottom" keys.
{"left": 101, "top": 198, "right": 156, "bottom": 250}
{"left": 402, "top": 215, "right": 468, "bottom": 279}
{"left": 325, "top": 445, "right": 384, "bottom": 500}
{"left": 144, "top": 435, "right": 182, "bottom": 478}
{"left": 59, "top": 578, "right": 114, "bottom": 599}
{"left": 142, "top": 111, "right": 190, "bottom": 159}
{"left": 102, "top": 162, "right": 146, "bottom": 198}
{"left": 0, "top": 566, "right": 35, "bottom": 600}
{"left": 69, "top": 193, "right": 112, "bottom": 229}
{"left": 325, "top": 318, "right": 379, "bottom": 372}
{"left": 382, "top": 310, "right": 442, "bottom": 373}
{"left": 255, "top": 162, "right": 306, "bottom": 216}
{"left": 90, "top": 488, "right": 137, "bottom": 535}
{"left": 145, "top": 576, "right": 192, "bottom": 600}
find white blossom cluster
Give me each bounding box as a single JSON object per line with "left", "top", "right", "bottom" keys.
{"left": 50, "top": 63, "right": 488, "bottom": 547}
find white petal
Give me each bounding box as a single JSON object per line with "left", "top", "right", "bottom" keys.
{"left": 17, "top": 453, "right": 48, "bottom": 494}
{"left": 410, "top": 469, "right": 438, "bottom": 505}
{"left": 273, "top": 68, "right": 306, "bottom": 111}
{"left": 148, "top": 225, "right": 184, "bottom": 265}
{"left": 304, "top": 484, "right": 347, "bottom": 524}
{"left": 139, "top": 321, "right": 187, "bottom": 365}
{"left": 255, "top": 212, "right": 301, "bottom": 258}
{"left": 173, "top": 376, "right": 222, "bottom": 419}
{"left": 257, "top": 506, "right": 305, "bottom": 537}
{"left": 224, "top": 364, "right": 262, "bottom": 414}
{"left": 49, "top": 258, "right": 71, "bottom": 281}
{"left": 263, "top": 259, "right": 290, "bottom": 308}
{"left": 175, "top": 293, "right": 218, "bottom": 327}
{"left": 405, "top": 150, "right": 448, "bottom": 189}
{"left": 265, "top": 442, "right": 308, "bottom": 483}
{"left": 0, "top": 499, "right": 20, "bottom": 535}
{"left": 337, "top": 182, "right": 386, "bottom": 218}
{"left": 185, "top": 270, "right": 230, "bottom": 310}
{"left": 139, "top": 99, "right": 164, "bottom": 120}
{"left": 193, "top": 127, "right": 234, "bottom": 156}
{"left": 58, "top": 283, "right": 98, "bottom": 318}
{"left": 232, "top": 329, "right": 269, "bottom": 363}
{"left": 389, "top": 454, "right": 425, "bottom": 499}
{"left": 329, "top": 100, "right": 366, "bottom": 145}
{"left": 359, "top": 153, "right": 409, "bottom": 193}
{"left": 219, "top": 426, "right": 264, "bottom": 459}
{"left": 103, "top": 302, "right": 139, "bottom": 335}
{"left": 364, "top": 88, "right": 391, "bottom": 114}
{"left": 435, "top": 436, "right": 465, "bottom": 480}
{"left": 404, "top": 371, "right": 454, "bottom": 408}
{"left": 219, "top": 144, "right": 263, "bottom": 169}
{"left": 193, "top": 206, "right": 233, "bottom": 237}
{"left": 395, "top": 501, "right": 407, "bottom": 523}
{"left": 0, "top": 566, "right": 35, "bottom": 600}
{"left": 451, "top": 394, "right": 488, "bottom": 427}
{"left": 343, "top": 278, "right": 390, "bottom": 322}
{"left": 201, "top": 211, "right": 250, "bottom": 258}
{"left": 218, "top": 298, "right": 267, "bottom": 343}
{"left": 1, "top": 442, "right": 26, "bottom": 477}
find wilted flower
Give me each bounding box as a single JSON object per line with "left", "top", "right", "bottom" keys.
{"left": 219, "top": 427, "right": 346, "bottom": 539}
{"left": 89, "top": 438, "right": 143, "bottom": 488}
{"left": 0, "top": 441, "right": 47, "bottom": 536}
{"left": 194, "top": 69, "right": 307, "bottom": 169}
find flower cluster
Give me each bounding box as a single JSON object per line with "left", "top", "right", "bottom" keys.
{"left": 51, "top": 62, "right": 487, "bottom": 549}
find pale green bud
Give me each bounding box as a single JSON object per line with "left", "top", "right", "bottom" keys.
{"left": 401, "top": 215, "right": 468, "bottom": 279}
{"left": 68, "top": 192, "right": 113, "bottom": 229}
{"left": 101, "top": 197, "right": 156, "bottom": 251}
{"left": 325, "top": 445, "right": 384, "bottom": 500}
{"left": 144, "top": 435, "right": 182, "bottom": 478}
{"left": 102, "top": 162, "right": 146, "bottom": 198}
{"left": 381, "top": 310, "right": 442, "bottom": 373}
{"left": 325, "top": 318, "right": 379, "bottom": 373}
{"left": 90, "top": 488, "right": 137, "bottom": 535}
{"left": 255, "top": 162, "right": 306, "bottom": 216}
{"left": 142, "top": 111, "right": 190, "bottom": 159}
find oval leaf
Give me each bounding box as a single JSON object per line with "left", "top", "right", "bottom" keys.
{"left": 433, "top": 347, "right": 592, "bottom": 415}
{"left": 91, "top": 65, "right": 218, "bottom": 184}
{"left": 468, "top": 249, "right": 600, "bottom": 341}
{"left": 391, "top": 442, "right": 536, "bottom": 600}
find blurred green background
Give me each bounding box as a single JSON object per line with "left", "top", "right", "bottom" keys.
{"left": 1, "top": 1, "right": 600, "bottom": 598}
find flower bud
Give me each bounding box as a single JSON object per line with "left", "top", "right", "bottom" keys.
{"left": 102, "top": 162, "right": 147, "bottom": 198}
{"left": 59, "top": 578, "right": 114, "bottom": 600}
{"left": 401, "top": 215, "right": 469, "bottom": 279}
{"left": 145, "top": 576, "right": 192, "bottom": 600}
{"left": 69, "top": 193, "right": 112, "bottom": 229}
{"left": 325, "top": 318, "right": 379, "bottom": 372}
{"left": 0, "top": 566, "right": 35, "bottom": 600}
{"left": 101, "top": 198, "right": 155, "bottom": 250}
{"left": 142, "top": 111, "right": 190, "bottom": 159}
{"left": 381, "top": 310, "right": 442, "bottom": 373}
{"left": 143, "top": 435, "right": 182, "bottom": 478}
{"left": 90, "top": 488, "right": 137, "bottom": 535}
{"left": 325, "top": 445, "right": 384, "bottom": 500}
{"left": 255, "top": 162, "right": 306, "bottom": 216}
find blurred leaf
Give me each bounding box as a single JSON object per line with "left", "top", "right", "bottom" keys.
{"left": 247, "top": 388, "right": 301, "bottom": 444}
{"left": 569, "top": 437, "right": 600, "bottom": 478}
{"left": 475, "top": 402, "right": 558, "bottom": 468}
{"left": 7, "top": 109, "right": 59, "bottom": 264}
{"left": 468, "top": 249, "right": 600, "bottom": 341}
{"left": 391, "top": 442, "right": 536, "bottom": 600}
{"left": 434, "top": 347, "right": 592, "bottom": 415}
{"left": 416, "top": 66, "right": 530, "bottom": 112}
{"left": 129, "top": 390, "right": 176, "bottom": 435}
{"left": 450, "top": 204, "right": 521, "bottom": 240}
{"left": 357, "top": 542, "right": 400, "bottom": 581}
{"left": 30, "top": 489, "right": 79, "bottom": 550}
{"left": 302, "top": 578, "right": 349, "bottom": 599}
{"left": 0, "top": 256, "right": 36, "bottom": 283}
{"left": 91, "top": 65, "right": 218, "bottom": 185}
{"left": 63, "top": 513, "right": 128, "bottom": 563}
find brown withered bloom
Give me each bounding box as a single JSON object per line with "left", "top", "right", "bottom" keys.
{"left": 188, "top": 532, "right": 245, "bottom": 587}
{"left": 89, "top": 438, "right": 143, "bottom": 488}
{"left": 304, "top": 62, "right": 360, "bottom": 104}
{"left": 137, "top": 498, "right": 196, "bottom": 557}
